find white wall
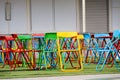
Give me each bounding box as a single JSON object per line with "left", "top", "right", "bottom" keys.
{"left": 31, "top": 0, "right": 77, "bottom": 33}
{"left": 0, "top": 0, "right": 110, "bottom": 34}
{"left": 0, "top": 0, "right": 77, "bottom": 34}
{"left": 0, "top": 0, "right": 28, "bottom": 34}
{"left": 112, "top": 0, "right": 120, "bottom": 30}
{"left": 31, "top": 0, "right": 54, "bottom": 33}
{"left": 0, "top": 0, "right": 9, "bottom": 34}
{"left": 55, "top": 0, "right": 77, "bottom": 32}
{"left": 10, "top": 0, "right": 28, "bottom": 34}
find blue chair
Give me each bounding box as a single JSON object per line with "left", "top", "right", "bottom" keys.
{"left": 96, "top": 31, "right": 120, "bottom": 71}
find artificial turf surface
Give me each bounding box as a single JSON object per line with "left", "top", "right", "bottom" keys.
{"left": 0, "top": 63, "right": 120, "bottom": 79}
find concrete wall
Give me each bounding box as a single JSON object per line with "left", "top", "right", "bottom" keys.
{"left": 0, "top": 0, "right": 28, "bottom": 34}
{"left": 31, "top": 0, "right": 54, "bottom": 33}
{"left": 31, "top": 0, "right": 77, "bottom": 33}
{"left": 0, "top": 0, "right": 114, "bottom": 34}
{"left": 0, "top": 0, "right": 8, "bottom": 34}
{"left": 10, "top": 0, "right": 28, "bottom": 33}
{"left": 55, "top": 0, "right": 76, "bottom": 32}
{"left": 111, "top": 0, "right": 120, "bottom": 30}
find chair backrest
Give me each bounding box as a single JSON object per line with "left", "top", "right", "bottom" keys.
{"left": 18, "top": 35, "right": 32, "bottom": 40}
{"left": 0, "top": 36, "right": 14, "bottom": 40}
{"left": 5, "top": 36, "right": 14, "bottom": 40}
{"left": 32, "top": 33, "right": 44, "bottom": 38}
{"left": 45, "top": 32, "right": 57, "bottom": 40}
{"left": 57, "top": 32, "right": 78, "bottom": 38}
{"left": 78, "top": 34, "right": 84, "bottom": 39}
{"left": 0, "top": 36, "right": 5, "bottom": 40}
{"left": 94, "top": 33, "right": 109, "bottom": 38}
{"left": 83, "top": 33, "right": 91, "bottom": 39}
{"left": 113, "top": 30, "right": 120, "bottom": 38}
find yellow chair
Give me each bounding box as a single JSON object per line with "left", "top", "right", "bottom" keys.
{"left": 57, "top": 32, "right": 83, "bottom": 72}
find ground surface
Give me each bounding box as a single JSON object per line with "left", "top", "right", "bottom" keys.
{"left": 0, "top": 64, "right": 120, "bottom": 79}
{"left": 1, "top": 74, "right": 120, "bottom": 80}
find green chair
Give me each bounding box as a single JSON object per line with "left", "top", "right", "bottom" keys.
{"left": 43, "top": 32, "right": 58, "bottom": 70}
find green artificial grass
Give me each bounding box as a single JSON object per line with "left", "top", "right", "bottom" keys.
{"left": 0, "top": 64, "right": 120, "bottom": 79}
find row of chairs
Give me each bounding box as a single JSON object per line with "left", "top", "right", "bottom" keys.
{"left": 0, "top": 32, "right": 84, "bottom": 72}
{"left": 82, "top": 30, "right": 120, "bottom": 71}
{"left": 0, "top": 30, "right": 120, "bottom": 72}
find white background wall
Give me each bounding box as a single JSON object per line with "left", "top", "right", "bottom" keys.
{"left": 55, "top": 0, "right": 76, "bottom": 32}
{"left": 112, "top": 0, "right": 120, "bottom": 31}
{"left": 0, "top": 0, "right": 28, "bottom": 34}
{"left": 10, "top": 0, "right": 28, "bottom": 33}
{"left": 31, "top": 0, "right": 77, "bottom": 33}
{"left": 1, "top": 0, "right": 117, "bottom": 34}
{"left": 0, "top": 0, "right": 9, "bottom": 34}
{"left": 31, "top": 0, "right": 54, "bottom": 33}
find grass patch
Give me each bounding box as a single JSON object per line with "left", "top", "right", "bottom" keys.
{"left": 0, "top": 64, "right": 120, "bottom": 79}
